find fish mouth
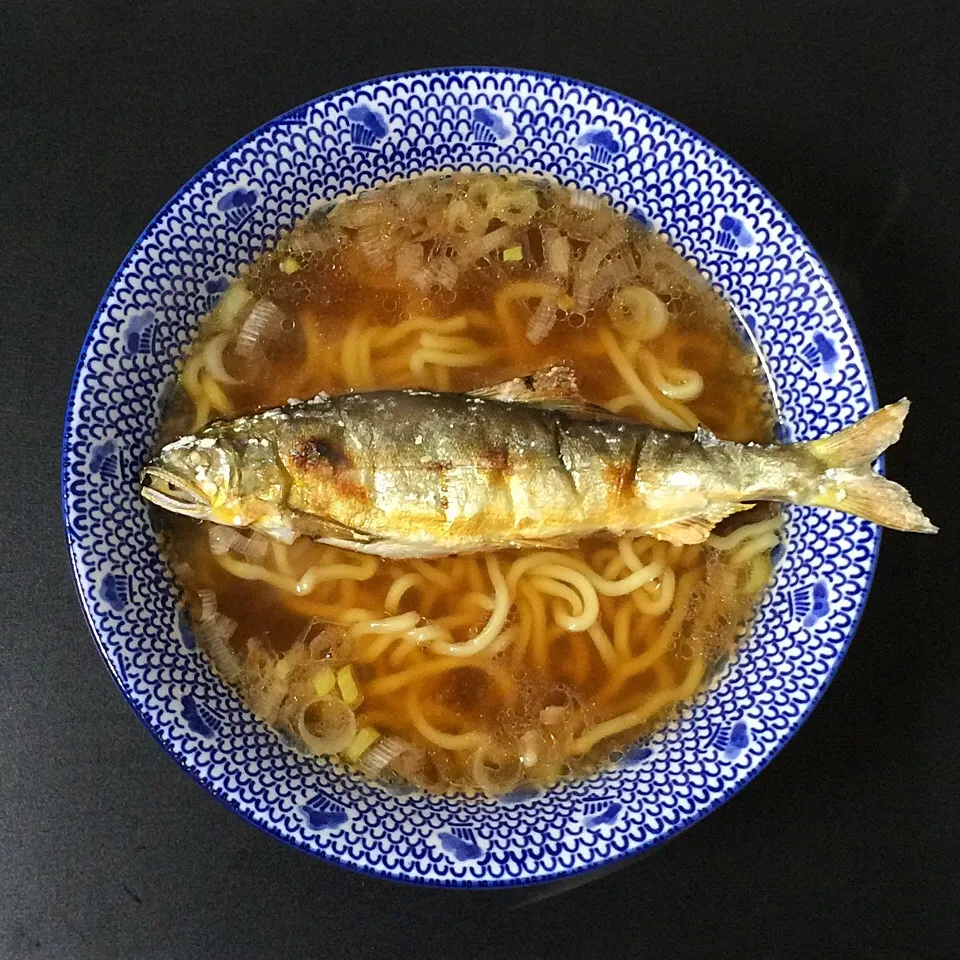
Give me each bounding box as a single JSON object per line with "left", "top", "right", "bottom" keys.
{"left": 140, "top": 466, "right": 211, "bottom": 518}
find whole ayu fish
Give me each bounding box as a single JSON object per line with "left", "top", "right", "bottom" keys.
{"left": 140, "top": 367, "right": 936, "bottom": 557}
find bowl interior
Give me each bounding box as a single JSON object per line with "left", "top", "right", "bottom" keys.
{"left": 62, "top": 67, "right": 879, "bottom": 887}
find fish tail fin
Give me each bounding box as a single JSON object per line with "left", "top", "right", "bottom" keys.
{"left": 802, "top": 398, "right": 910, "bottom": 468}
{"left": 800, "top": 400, "right": 937, "bottom": 533}
{"left": 809, "top": 469, "right": 937, "bottom": 533}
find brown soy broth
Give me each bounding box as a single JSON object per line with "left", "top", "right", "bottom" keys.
{"left": 161, "top": 173, "right": 776, "bottom": 794}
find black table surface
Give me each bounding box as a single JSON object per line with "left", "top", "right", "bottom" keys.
{"left": 3, "top": 3, "right": 958, "bottom": 958}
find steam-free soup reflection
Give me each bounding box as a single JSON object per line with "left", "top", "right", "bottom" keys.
{"left": 158, "top": 173, "right": 781, "bottom": 796}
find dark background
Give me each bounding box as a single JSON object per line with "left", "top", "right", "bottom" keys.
{"left": 2, "top": 2, "right": 958, "bottom": 958}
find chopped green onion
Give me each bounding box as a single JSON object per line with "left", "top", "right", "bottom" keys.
{"left": 313, "top": 665, "right": 336, "bottom": 697}
{"left": 337, "top": 665, "right": 361, "bottom": 706}
{"left": 344, "top": 727, "right": 380, "bottom": 764}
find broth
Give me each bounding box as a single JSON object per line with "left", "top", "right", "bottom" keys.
{"left": 157, "top": 173, "right": 778, "bottom": 796}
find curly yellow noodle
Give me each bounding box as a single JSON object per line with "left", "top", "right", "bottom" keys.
{"left": 271, "top": 541, "right": 294, "bottom": 577}
{"left": 464, "top": 556, "right": 486, "bottom": 593}
{"left": 631, "top": 565, "right": 677, "bottom": 616}
{"left": 407, "top": 686, "right": 488, "bottom": 750}
{"left": 280, "top": 597, "right": 350, "bottom": 619}
{"left": 617, "top": 536, "right": 646, "bottom": 573}
{"left": 526, "top": 567, "right": 599, "bottom": 633}
{"left": 339, "top": 313, "right": 372, "bottom": 388}
{"left": 386, "top": 623, "right": 459, "bottom": 666}
{"left": 416, "top": 581, "right": 442, "bottom": 617}
{"left": 216, "top": 554, "right": 299, "bottom": 592}
{"left": 446, "top": 557, "right": 468, "bottom": 585}
{"left": 336, "top": 607, "right": 382, "bottom": 625}
{"left": 633, "top": 347, "right": 704, "bottom": 401}
{"left": 598, "top": 327, "right": 697, "bottom": 431}
{"left": 517, "top": 580, "right": 549, "bottom": 669}
{"left": 216, "top": 553, "right": 377, "bottom": 595}
{"left": 600, "top": 568, "right": 700, "bottom": 700}
{"left": 707, "top": 515, "right": 782, "bottom": 550}
{"left": 411, "top": 560, "right": 453, "bottom": 589}
{"left": 591, "top": 544, "right": 619, "bottom": 570}
{"left": 602, "top": 552, "right": 627, "bottom": 581}
{"left": 510, "top": 597, "right": 534, "bottom": 668}
{"left": 653, "top": 658, "right": 675, "bottom": 689}
{"left": 386, "top": 636, "right": 423, "bottom": 668}
{"left": 189, "top": 396, "right": 211, "bottom": 433}
{"left": 199, "top": 373, "right": 233, "bottom": 416}
{"left": 743, "top": 554, "right": 773, "bottom": 594}
{"left": 481, "top": 626, "right": 517, "bottom": 660}
{"left": 572, "top": 652, "right": 705, "bottom": 755}
{"left": 458, "top": 591, "right": 497, "bottom": 620}
{"left": 373, "top": 313, "right": 468, "bottom": 350}
{"left": 384, "top": 573, "right": 423, "bottom": 614}
{"left": 364, "top": 658, "right": 466, "bottom": 697}
{"left": 612, "top": 601, "right": 636, "bottom": 659}
{"left": 730, "top": 532, "right": 781, "bottom": 566}
{"left": 349, "top": 612, "right": 421, "bottom": 637}
{"left": 430, "top": 555, "right": 509, "bottom": 658}
{"left": 181, "top": 351, "right": 205, "bottom": 402}
{"left": 587, "top": 621, "right": 617, "bottom": 667}
{"left": 357, "top": 631, "right": 406, "bottom": 664}
{"left": 419, "top": 333, "right": 488, "bottom": 352}
{"left": 340, "top": 576, "right": 359, "bottom": 608}
{"left": 409, "top": 346, "right": 497, "bottom": 376}
{"left": 507, "top": 550, "right": 662, "bottom": 598}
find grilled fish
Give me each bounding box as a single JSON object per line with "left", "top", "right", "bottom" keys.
{"left": 140, "top": 368, "right": 936, "bottom": 557}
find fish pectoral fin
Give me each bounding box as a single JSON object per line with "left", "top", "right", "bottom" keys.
{"left": 288, "top": 511, "right": 384, "bottom": 544}
{"left": 509, "top": 533, "right": 583, "bottom": 551}
{"left": 648, "top": 503, "right": 754, "bottom": 544}
{"left": 469, "top": 365, "right": 618, "bottom": 420}
{"left": 250, "top": 518, "right": 298, "bottom": 544}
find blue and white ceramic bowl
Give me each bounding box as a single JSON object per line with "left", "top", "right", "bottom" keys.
{"left": 62, "top": 68, "right": 879, "bottom": 887}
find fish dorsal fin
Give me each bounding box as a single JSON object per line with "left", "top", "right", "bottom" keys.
{"left": 694, "top": 424, "right": 723, "bottom": 448}
{"left": 469, "top": 365, "right": 618, "bottom": 420}
{"left": 648, "top": 503, "right": 753, "bottom": 545}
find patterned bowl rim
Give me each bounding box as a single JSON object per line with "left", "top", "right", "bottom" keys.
{"left": 61, "top": 66, "right": 880, "bottom": 888}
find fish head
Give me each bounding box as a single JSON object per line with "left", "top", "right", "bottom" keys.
{"left": 140, "top": 433, "right": 239, "bottom": 521}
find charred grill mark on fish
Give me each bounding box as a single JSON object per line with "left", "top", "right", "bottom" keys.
{"left": 291, "top": 436, "right": 350, "bottom": 473}
{"left": 479, "top": 446, "right": 511, "bottom": 479}
{"left": 289, "top": 434, "right": 370, "bottom": 507}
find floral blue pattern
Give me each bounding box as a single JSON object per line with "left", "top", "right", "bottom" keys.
{"left": 61, "top": 68, "right": 880, "bottom": 887}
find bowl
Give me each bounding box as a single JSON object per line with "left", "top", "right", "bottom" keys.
{"left": 62, "top": 67, "right": 879, "bottom": 887}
